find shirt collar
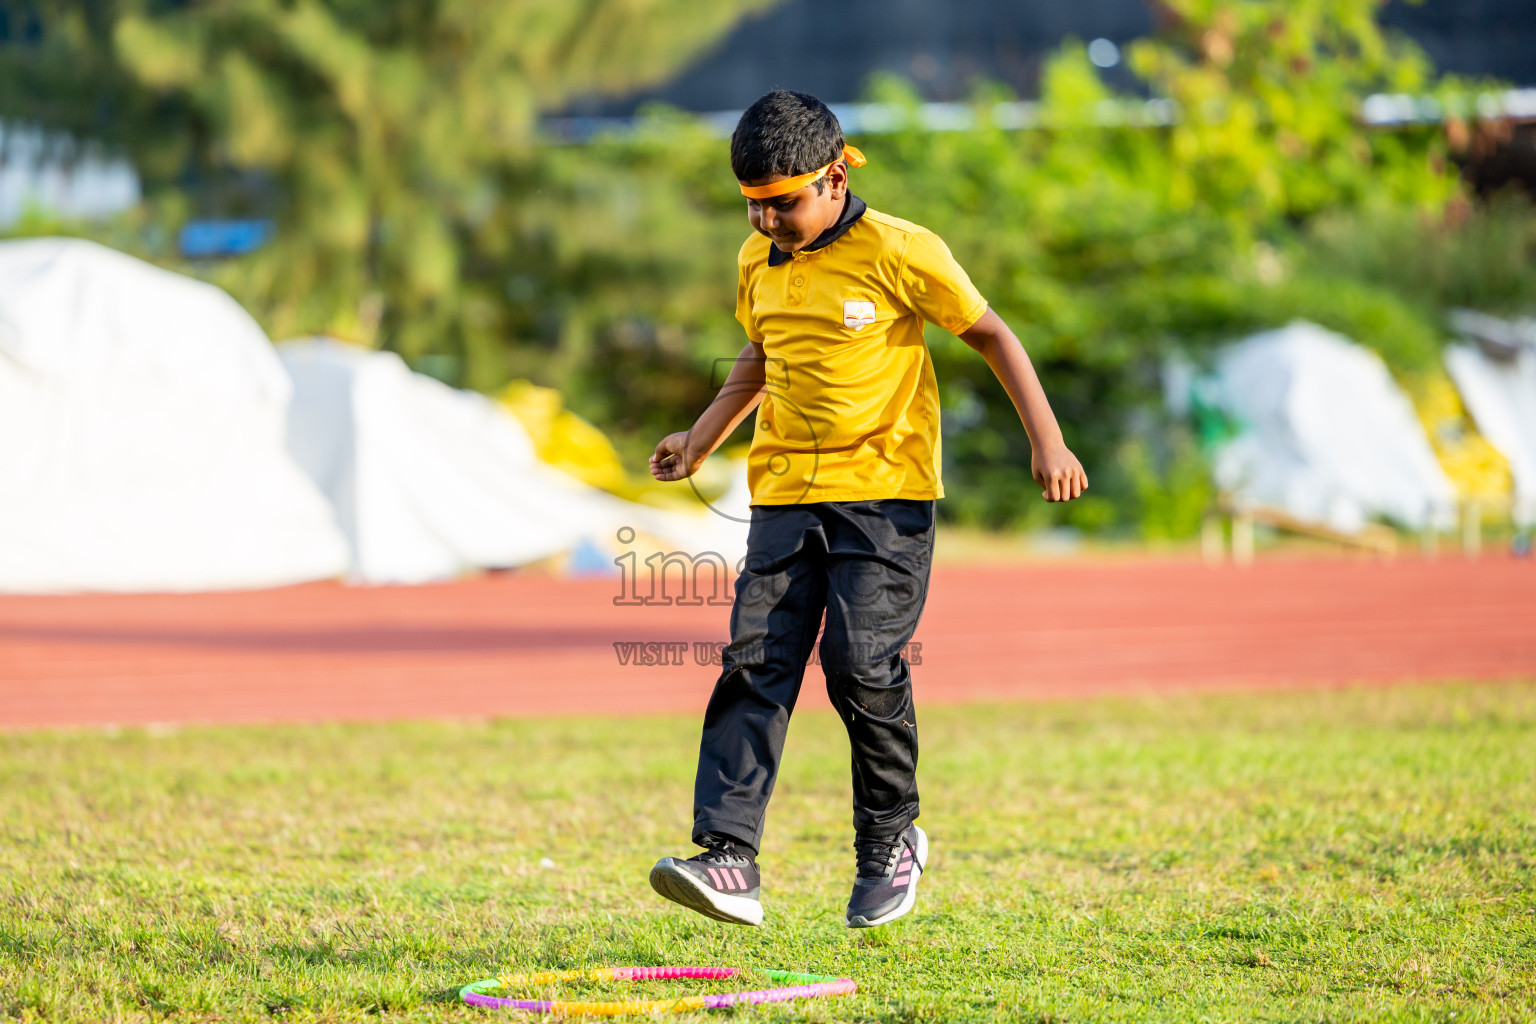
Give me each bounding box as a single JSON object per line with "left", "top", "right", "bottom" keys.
{"left": 766, "top": 193, "right": 868, "bottom": 267}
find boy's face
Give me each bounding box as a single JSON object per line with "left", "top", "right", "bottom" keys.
{"left": 744, "top": 163, "right": 849, "bottom": 253}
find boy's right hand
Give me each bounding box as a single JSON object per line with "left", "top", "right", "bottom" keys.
{"left": 649, "top": 431, "right": 704, "bottom": 481}
{"left": 1032, "top": 442, "right": 1088, "bottom": 502}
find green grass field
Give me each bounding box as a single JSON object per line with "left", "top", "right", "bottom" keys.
{"left": 2, "top": 682, "right": 1533, "bottom": 1023}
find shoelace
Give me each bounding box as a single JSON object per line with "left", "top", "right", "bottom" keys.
{"left": 853, "top": 835, "right": 903, "bottom": 880}
{"left": 694, "top": 836, "right": 752, "bottom": 868}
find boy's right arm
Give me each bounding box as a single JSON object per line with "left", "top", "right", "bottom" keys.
{"left": 649, "top": 341, "right": 767, "bottom": 481}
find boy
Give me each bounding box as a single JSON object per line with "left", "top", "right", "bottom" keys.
{"left": 647, "top": 90, "right": 1086, "bottom": 929}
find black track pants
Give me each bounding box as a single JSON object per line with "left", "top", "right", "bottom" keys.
{"left": 691, "top": 498, "right": 934, "bottom": 854}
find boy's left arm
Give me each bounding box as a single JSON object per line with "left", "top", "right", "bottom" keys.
{"left": 958, "top": 309, "right": 1087, "bottom": 503}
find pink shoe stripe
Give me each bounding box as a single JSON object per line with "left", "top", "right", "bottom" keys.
{"left": 892, "top": 874, "right": 911, "bottom": 885}
{"left": 706, "top": 867, "right": 724, "bottom": 889}
{"left": 731, "top": 868, "right": 748, "bottom": 889}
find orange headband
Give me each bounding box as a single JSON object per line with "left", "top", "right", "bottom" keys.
{"left": 738, "top": 145, "right": 866, "bottom": 199}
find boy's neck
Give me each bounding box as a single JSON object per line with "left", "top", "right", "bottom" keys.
{"left": 806, "top": 194, "right": 849, "bottom": 245}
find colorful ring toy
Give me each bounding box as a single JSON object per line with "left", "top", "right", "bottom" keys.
{"left": 460, "top": 966, "right": 856, "bottom": 1016}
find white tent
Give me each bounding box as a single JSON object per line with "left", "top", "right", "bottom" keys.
{"left": 279, "top": 338, "right": 749, "bottom": 585}
{"left": 0, "top": 238, "right": 349, "bottom": 592}
{"left": 1207, "top": 321, "right": 1455, "bottom": 533}
{"left": 1445, "top": 340, "right": 1536, "bottom": 527}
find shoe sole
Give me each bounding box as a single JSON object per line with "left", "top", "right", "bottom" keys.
{"left": 649, "top": 860, "right": 764, "bottom": 927}
{"left": 846, "top": 825, "right": 928, "bottom": 929}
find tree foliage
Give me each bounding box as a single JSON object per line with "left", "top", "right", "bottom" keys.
{"left": 0, "top": 0, "right": 773, "bottom": 384}
{"left": 528, "top": 1, "right": 1526, "bottom": 534}
{"left": 827, "top": 0, "right": 1506, "bottom": 532}
{"left": 5, "top": 0, "right": 1531, "bottom": 536}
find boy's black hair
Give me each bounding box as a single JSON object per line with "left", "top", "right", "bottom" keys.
{"left": 731, "top": 90, "right": 845, "bottom": 195}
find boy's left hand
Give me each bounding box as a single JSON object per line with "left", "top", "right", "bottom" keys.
{"left": 1032, "top": 444, "right": 1088, "bottom": 502}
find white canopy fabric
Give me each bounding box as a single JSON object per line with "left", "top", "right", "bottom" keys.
{"left": 1445, "top": 341, "right": 1536, "bottom": 527}
{"left": 279, "top": 338, "right": 748, "bottom": 585}
{"left": 0, "top": 238, "right": 350, "bottom": 592}
{"left": 1209, "top": 321, "right": 1456, "bottom": 533}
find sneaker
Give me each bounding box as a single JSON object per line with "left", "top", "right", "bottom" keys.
{"left": 649, "top": 836, "right": 763, "bottom": 926}
{"left": 845, "top": 824, "right": 928, "bottom": 928}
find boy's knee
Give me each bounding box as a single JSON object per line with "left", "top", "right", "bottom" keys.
{"left": 829, "top": 673, "right": 912, "bottom": 720}
{"left": 822, "top": 645, "right": 912, "bottom": 711}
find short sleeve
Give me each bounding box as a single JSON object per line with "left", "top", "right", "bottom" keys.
{"left": 897, "top": 231, "right": 988, "bottom": 335}
{"left": 735, "top": 249, "right": 765, "bottom": 343}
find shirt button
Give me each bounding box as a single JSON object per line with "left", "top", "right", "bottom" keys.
{"left": 793, "top": 276, "right": 804, "bottom": 286}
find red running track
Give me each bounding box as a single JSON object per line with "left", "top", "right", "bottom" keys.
{"left": 1, "top": 558, "right": 1532, "bottom": 729}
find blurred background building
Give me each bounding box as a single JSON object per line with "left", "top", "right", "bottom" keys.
{"left": 7, "top": 1, "right": 1535, "bottom": 227}
{"left": 560, "top": 0, "right": 1536, "bottom": 115}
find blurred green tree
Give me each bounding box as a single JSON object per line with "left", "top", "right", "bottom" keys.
{"left": 5, "top": 0, "right": 1530, "bottom": 537}
{"left": 0, "top": 0, "right": 773, "bottom": 388}
{"left": 834, "top": 0, "right": 1489, "bottom": 533}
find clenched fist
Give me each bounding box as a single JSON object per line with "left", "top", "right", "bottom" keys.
{"left": 1032, "top": 443, "right": 1088, "bottom": 502}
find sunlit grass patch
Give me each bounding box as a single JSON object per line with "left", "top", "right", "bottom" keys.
{"left": 1, "top": 682, "right": 1532, "bottom": 1022}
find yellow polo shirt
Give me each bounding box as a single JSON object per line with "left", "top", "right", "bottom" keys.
{"left": 735, "top": 206, "right": 988, "bottom": 505}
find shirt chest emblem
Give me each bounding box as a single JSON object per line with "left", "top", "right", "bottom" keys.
{"left": 843, "top": 299, "right": 877, "bottom": 331}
